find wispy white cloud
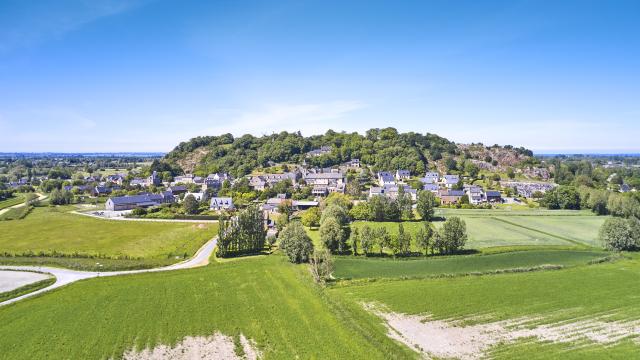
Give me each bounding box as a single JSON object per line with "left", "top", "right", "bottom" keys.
{"left": 0, "top": 0, "right": 148, "bottom": 53}
{"left": 200, "top": 100, "right": 368, "bottom": 136}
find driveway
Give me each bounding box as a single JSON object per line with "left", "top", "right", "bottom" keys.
{"left": 0, "top": 236, "right": 217, "bottom": 307}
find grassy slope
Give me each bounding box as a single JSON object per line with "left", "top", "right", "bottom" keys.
{"left": 332, "top": 250, "right": 607, "bottom": 279}
{"left": 0, "top": 256, "right": 414, "bottom": 360}
{"left": 0, "top": 206, "right": 217, "bottom": 259}
{"left": 0, "top": 194, "right": 24, "bottom": 210}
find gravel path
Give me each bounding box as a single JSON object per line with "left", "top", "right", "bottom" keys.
{"left": 0, "top": 236, "right": 217, "bottom": 307}
{"left": 0, "top": 271, "right": 52, "bottom": 292}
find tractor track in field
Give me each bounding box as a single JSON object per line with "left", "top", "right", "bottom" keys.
{"left": 492, "top": 217, "right": 590, "bottom": 248}
{"left": 0, "top": 236, "right": 218, "bottom": 307}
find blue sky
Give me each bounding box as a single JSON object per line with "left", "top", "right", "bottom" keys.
{"left": 0, "top": 0, "right": 638, "bottom": 153}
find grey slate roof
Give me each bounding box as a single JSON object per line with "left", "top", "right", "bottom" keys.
{"left": 109, "top": 194, "right": 162, "bottom": 206}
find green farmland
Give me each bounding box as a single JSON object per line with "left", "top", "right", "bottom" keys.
{"left": 351, "top": 210, "right": 607, "bottom": 250}
{"left": 333, "top": 250, "right": 608, "bottom": 279}
{"left": 331, "top": 254, "right": 640, "bottom": 358}
{"left": 0, "top": 206, "right": 217, "bottom": 262}
{"left": 0, "top": 256, "right": 412, "bottom": 360}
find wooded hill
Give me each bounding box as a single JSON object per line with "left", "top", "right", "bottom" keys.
{"left": 162, "top": 128, "right": 533, "bottom": 177}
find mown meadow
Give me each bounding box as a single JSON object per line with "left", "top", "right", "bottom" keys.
{"left": 0, "top": 206, "right": 217, "bottom": 269}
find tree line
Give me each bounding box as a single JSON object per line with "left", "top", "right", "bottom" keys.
{"left": 217, "top": 206, "right": 267, "bottom": 257}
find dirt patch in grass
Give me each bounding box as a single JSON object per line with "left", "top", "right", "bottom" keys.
{"left": 122, "top": 332, "right": 260, "bottom": 360}
{"left": 365, "top": 303, "right": 640, "bottom": 360}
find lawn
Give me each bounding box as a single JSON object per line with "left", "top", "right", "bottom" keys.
{"left": 0, "top": 256, "right": 414, "bottom": 360}
{"left": 0, "top": 194, "right": 24, "bottom": 210}
{"left": 0, "top": 206, "right": 217, "bottom": 260}
{"left": 332, "top": 250, "right": 608, "bottom": 279}
{"left": 331, "top": 254, "right": 640, "bottom": 358}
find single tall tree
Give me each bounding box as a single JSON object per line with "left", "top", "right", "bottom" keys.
{"left": 350, "top": 227, "right": 359, "bottom": 255}
{"left": 416, "top": 190, "right": 437, "bottom": 221}
{"left": 278, "top": 221, "right": 314, "bottom": 263}
{"left": 183, "top": 194, "right": 199, "bottom": 215}
{"left": 320, "top": 216, "right": 344, "bottom": 253}
{"left": 360, "top": 225, "right": 374, "bottom": 256}
{"left": 416, "top": 222, "right": 434, "bottom": 256}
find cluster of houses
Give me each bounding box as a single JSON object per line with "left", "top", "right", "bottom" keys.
{"left": 247, "top": 168, "right": 347, "bottom": 196}
{"left": 367, "top": 170, "right": 504, "bottom": 205}
{"left": 500, "top": 181, "right": 557, "bottom": 198}
{"left": 104, "top": 172, "right": 235, "bottom": 212}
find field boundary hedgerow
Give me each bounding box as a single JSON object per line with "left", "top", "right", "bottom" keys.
{"left": 0, "top": 277, "right": 56, "bottom": 303}
{"left": 332, "top": 264, "right": 568, "bottom": 287}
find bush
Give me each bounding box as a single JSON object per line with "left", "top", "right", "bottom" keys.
{"left": 599, "top": 217, "right": 640, "bottom": 251}
{"left": 130, "top": 207, "right": 147, "bottom": 216}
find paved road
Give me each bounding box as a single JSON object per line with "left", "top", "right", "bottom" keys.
{"left": 0, "top": 193, "right": 47, "bottom": 216}
{"left": 73, "top": 210, "right": 219, "bottom": 223}
{"left": 0, "top": 271, "right": 52, "bottom": 292}
{"left": 0, "top": 236, "right": 217, "bottom": 307}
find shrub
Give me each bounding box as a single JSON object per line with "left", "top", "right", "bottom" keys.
{"left": 599, "top": 217, "right": 640, "bottom": 251}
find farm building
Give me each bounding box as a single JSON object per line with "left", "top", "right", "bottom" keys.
{"left": 105, "top": 194, "right": 163, "bottom": 211}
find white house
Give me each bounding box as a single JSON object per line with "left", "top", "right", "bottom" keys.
{"left": 443, "top": 175, "right": 460, "bottom": 189}
{"left": 184, "top": 192, "right": 207, "bottom": 202}
{"left": 422, "top": 172, "right": 440, "bottom": 184}
{"left": 377, "top": 171, "right": 395, "bottom": 186}
{"left": 395, "top": 170, "right": 411, "bottom": 181}
{"left": 209, "top": 197, "right": 235, "bottom": 211}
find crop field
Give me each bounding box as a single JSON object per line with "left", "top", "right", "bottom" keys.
{"left": 0, "top": 194, "right": 24, "bottom": 210}
{"left": 0, "top": 256, "right": 413, "bottom": 360}
{"left": 332, "top": 250, "right": 608, "bottom": 279}
{"left": 0, "top": 206, "right": 217, "bottom": 260}
{"left": 331, "top": 254, "right": 640, "bottom": 358}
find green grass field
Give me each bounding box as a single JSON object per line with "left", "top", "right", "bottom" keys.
{"left": 0, "top": 206, "right": 217, "bottom": 260}
{"left": 332, "top": 250, "right": 608, "bottom": 279}
{"left": 0, "top": 256, "right": 413, "bottom": 359}
{"left": 0, "top": 194, "right": 25, "bottom": 210}
{"left": 331, "top": 254, "right": 640, "bottom": 358}
{"left": 350, "top": 209, "right": 607, "bottom": 251}
{"left": 498, "top": 216, "right": 606, "bottom": 247}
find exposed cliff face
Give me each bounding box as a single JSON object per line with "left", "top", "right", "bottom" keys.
{"left": 457, "top": 143, "right": 533, "bottom": 169}
{"left": 175, "top": 147, "right": 210, "bottom": 174}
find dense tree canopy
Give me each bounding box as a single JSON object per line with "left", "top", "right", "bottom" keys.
{"left": 163, "top": 128, "right": 460, "bottom": 177}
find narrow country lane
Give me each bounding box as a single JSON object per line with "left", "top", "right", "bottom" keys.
{"left": 0, "top": 236, "right": 218, "bottom": 307}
